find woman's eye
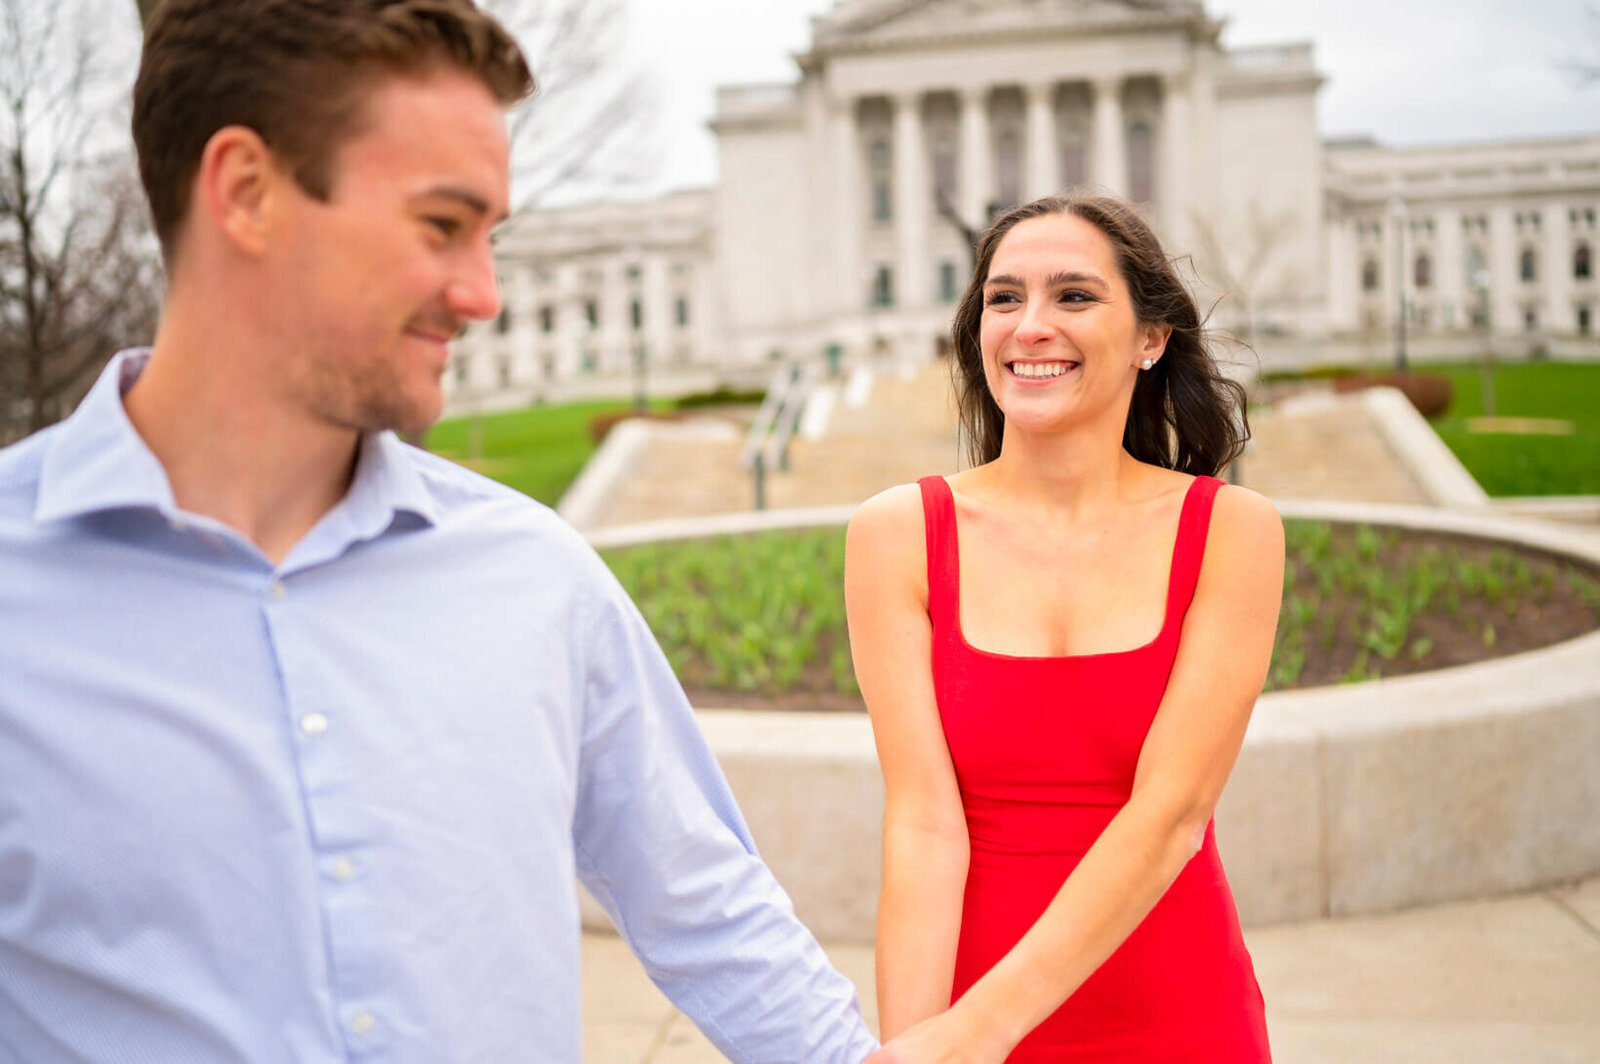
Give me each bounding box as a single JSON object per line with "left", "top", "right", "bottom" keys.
{"left": 427, "top": 217, "right": 462, "bottom": 239}
{"left": 1060, "top": 289, "right": 1094, "bottom": 304}
{"left": 983, "top": 291, "right": 1020, "bottom": 306}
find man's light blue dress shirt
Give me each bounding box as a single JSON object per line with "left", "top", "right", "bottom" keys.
{"left": 0, "top": 351, "right": 876, "bottom": 1063}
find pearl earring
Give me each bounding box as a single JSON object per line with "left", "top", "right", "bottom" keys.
{"left": 1140, "top": 358, "right": 1155, "bottom": 370}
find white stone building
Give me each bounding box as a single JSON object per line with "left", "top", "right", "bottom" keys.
{"left": 449, "top": 0, "right": 1600, "bottom": 409}
{"left": 448, "top": 189, "right": 721, "bottom": 408}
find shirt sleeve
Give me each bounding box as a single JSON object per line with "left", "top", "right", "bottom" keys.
{"left": 571, "top": 569, "right": 879, "bottom": 1064}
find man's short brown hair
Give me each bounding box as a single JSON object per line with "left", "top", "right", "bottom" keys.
{"left": 133, "top": 0, "right": 534, "bottom": 257}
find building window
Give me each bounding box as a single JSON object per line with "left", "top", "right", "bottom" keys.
{"left": 938, "top": 261, "right": 959, "bottom": 304}
{"left": 675, "top": 296, "right": 689, "bottom": 328}
{"left": 1127, "top": 121, "right": 1155, "bottom": 205}
{"left": 495, "top": 307, "right": 511, "bottom": 335}
{"left": 1576, "top": 243, "right": 1593, "bottom": 280}
{"left": 1520, "top": 248, "right": 1538, "bottom": 282}
{"left": 1414, "top": 253, "right": 1432, "bottom": 290}
{"left": 1060, "top": 125, "right": 1087, "bottom": 189}
{"left": 625, "top": 264, "right": 643, "bottom": 282}
{"left": 453, "top": 356, "right": 470, "bottom": 386}
{"left": 1465, "top": 246, "right": 1487, "bottom": 289}
{"left": 870, "top": 265, "right": 895, "bottom": 308}
{"left": 540, "top": 305, "right": 554, "bottom": 333}
{"left": 1524, "top": 307, "right": 1538, "bottom": 332}
{"left": 1579, "top": 305, "right": 1592, "bottom": 335}
{"left": 1361, "top": 259, "right": 1380, "bottom": 292}
{"left": 496, "top": 355, "right": 511, "bottom": 388}
{"left": 870, "top": 138, "right": 892, "bottom": 222}
{"left": 629, "top": 298, "right": 643, "bottom": 331}
{"left": 584, "top": 299, "right": 599, "bottom": 329}
{"left": 996, "top": 129, "right": 1022, "bottom": 209}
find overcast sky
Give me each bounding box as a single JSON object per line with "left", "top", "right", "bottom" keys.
{"left": 620, "top": 0, "right": 1600, "bottom": 196}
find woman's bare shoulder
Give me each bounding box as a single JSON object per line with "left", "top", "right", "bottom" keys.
{"left": 1210, "top": 482, "right": 1283, "bottom": 540}
{"left": 849, "top": 481, "right": 929, "bottom": 539}
{"left": 1202, "top": 482, "right": 1285, "bottom": 590}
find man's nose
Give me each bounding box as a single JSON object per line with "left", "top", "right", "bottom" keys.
{"left": 447, "top": 242, "right": 501, "bottom": 322}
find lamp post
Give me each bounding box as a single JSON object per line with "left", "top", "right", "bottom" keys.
{"left": 631, "top": 340, "right": 648, "bottom": 413}
{"left": 1473, "top": 266, "right": 1496, "bottom": 417}
{"left": 1389, "top": 196, "right": 1409, "bottom": 372}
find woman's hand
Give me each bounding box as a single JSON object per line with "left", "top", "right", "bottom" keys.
{"left": 863, "top": 1004, "right": 1016, "bottom": 1064}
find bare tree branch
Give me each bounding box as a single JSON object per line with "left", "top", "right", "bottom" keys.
{"left": 1563, "top": 4, "right": 1600, "bottom": 86}
{"left": 1189, "top": 203, "right": 1300, "bottom": 346}
{"left": 486, "top": 0, "right": 657, "bottom": 207}
{"left": 1, "top": 0, "right": 159, "bottom": 443}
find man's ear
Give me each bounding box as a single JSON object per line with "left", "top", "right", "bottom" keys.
{"left": 193, "top": 125, "right": 282, "bottom": 257}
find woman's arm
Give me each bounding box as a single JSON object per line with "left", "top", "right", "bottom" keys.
{"left": 846, "top": 485, "right": 972, "bottom": 1041}
{"left": 869, "top": 484, "right": 1285, "bottom": 1064}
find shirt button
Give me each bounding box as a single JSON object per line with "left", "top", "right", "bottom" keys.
{"left": 268, "top": 579, "right": 287, "bottom": 601}
{"left": 299, "top": 712, "right": 329, "bottom": 736}
{"left": 330, "top": 857, "right": 357, "bottom": 882}
{"left": 349, "top": 1011, "right": 377, "bottom": 1036}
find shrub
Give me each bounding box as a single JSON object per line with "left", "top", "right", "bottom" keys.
{"left": 1333, "top": 371, "right": 1454, "bottom": 418}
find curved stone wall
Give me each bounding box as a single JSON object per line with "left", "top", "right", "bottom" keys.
{"left": 583, "top": 502, "right": 1600, "bottom": 942}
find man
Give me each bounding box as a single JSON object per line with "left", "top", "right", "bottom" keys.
{"left": 0, "top": 2, "right": 877, "bottom": 1060}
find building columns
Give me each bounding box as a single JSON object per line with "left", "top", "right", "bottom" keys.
{"left": 894, "top": 91, "right": 929, "bottom": 310}
{"left": 832, "top": 101, "right": 864, "bottom": 315}
{"left": 959, "top": 86, "right": 990, "bottom": 231}
{"left": 1092, "top": 76, "right": 1126, "bottom": 196}
{"left": 1025, "top": 82, "right": 1056, "bottom": 201}
{"left": 1159, "top": 73, "right": 1191, "bottom": 243}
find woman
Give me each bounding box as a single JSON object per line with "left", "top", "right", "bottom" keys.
{"left": 847, "top": 193, "right": 1282, "bottom": 1064}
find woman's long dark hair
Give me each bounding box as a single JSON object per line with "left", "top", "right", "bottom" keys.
{"left": 950, "top": 193, "right": 1248, "bottom": 476}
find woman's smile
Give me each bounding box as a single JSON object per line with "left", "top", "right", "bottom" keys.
{"left": 1005, "top": 358, "right": 1081, "bottom": 382}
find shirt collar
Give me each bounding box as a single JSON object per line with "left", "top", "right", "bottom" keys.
{"left": 35, "top": 348, "right": 441, "bottom": 531}
{"left": 34, "top": 349, "right": 176, "bottom": 524}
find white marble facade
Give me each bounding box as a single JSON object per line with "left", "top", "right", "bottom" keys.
{"left": 449, "top": 0, "right": 1599, "bottom": 406}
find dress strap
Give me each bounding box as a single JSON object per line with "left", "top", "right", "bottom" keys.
{"left": 1165, "top": 475, "right": 1225, "bottom": 624}
{"left": 917, "top": 476, "right": 960, "bottom": 632}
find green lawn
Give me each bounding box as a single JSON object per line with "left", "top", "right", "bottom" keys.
{"left": 426, "top": 399, "right": 668, "bottom": 506}
{"left": 1427, "top": 361, "right": 1600, "bottom": 496}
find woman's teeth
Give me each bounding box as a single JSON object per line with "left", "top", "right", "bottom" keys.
{"left": 1011, "top": 362, "right": 1073, "bottom": 379}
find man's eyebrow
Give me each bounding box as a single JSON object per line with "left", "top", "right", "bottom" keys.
{"left": 416, "top": 186, "right": 510, "bottom": 225}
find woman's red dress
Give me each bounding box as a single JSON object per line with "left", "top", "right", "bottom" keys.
{"left": 918, "top": 474, "right": 1271, "bottom": 1062}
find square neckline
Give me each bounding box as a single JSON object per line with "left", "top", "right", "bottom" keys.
{"left": 943, "top": 475, "right": 1203, "bottom": 663}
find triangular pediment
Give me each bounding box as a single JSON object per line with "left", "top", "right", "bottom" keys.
{"left": 811, "top": 0, "right": 1209, "bottom": 53}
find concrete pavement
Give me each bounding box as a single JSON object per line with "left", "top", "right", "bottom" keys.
{"left": 581, "top": 877, "right": 1600, "bottom": 1063}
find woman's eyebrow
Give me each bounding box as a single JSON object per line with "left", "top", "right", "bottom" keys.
{"left": 1045, "top": 270, "right": 1108, "bottom": 288}
{"left": 984, "top": 271, "right": 1108, "bottom": 288}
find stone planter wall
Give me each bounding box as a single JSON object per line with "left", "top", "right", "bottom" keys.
{"left": 581, "top": 502, "right": 1600, "bottom": 943}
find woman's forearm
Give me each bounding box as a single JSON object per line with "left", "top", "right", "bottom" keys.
{"left": 951, "top": 796, "right": 1208, "bottom": 1055}
{"left": 876, "top": 822, "right": 970, "bottom": 1039}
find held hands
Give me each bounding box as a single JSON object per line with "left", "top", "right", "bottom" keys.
{"left": 862, "top": 1002, "right": 1016, "bottom": 1064}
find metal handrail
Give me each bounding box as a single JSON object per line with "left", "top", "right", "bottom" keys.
{"left": 738, "top": 365, "right": 795, "bottom": 470}
{"left": 739, "top": 362, "right": 812, "bottom": 509}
